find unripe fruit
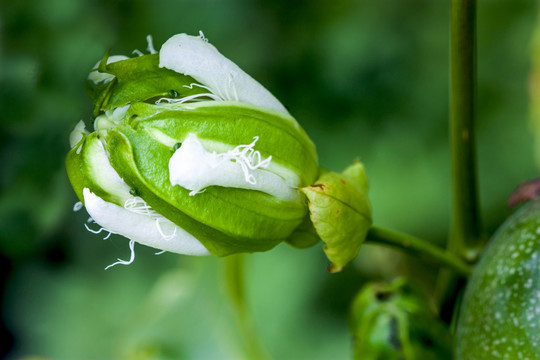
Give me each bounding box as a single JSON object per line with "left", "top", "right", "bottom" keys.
{"left": 456, "top": 199, "right": 540, "bottom": 359}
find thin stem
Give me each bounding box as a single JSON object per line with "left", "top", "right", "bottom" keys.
{"left": 448, "top": 0, "right": 482, "bottom": 261}
{"left": 366, "top": 226, "right": 472, "bottom": 277}
{"left": 223, "top": 254, "right": 272, "bottom": 360}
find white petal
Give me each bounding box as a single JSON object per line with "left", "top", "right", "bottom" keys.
{"left": 159, "top": 33, "right": 289, "bottom": 115}
{"left": 83, "top": 188, "right": 210, "bottom": 256}
{"left": 169, "top": 134, "right": 298, "bottom": 201}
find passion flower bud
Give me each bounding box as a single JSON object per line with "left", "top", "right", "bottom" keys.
{"left": 349, "top": 278, "right": 452, "bottom": 360}
{"left": 66, "top": 33, "right": 318, "bottom": 263}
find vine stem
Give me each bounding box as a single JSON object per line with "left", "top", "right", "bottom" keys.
{"left": 366, "top": 226, "right": 472, "bottom": 276}
{"left": 223, "top": 254, "right": 272, "bottom": 360}
{"left": 448, "top": 0, "right": 482, "bottom": 261}
{"left": 435, "top": 0, "right": 483, "bottom": 318}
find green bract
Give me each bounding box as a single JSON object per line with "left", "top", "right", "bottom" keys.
{"left": 300, "top": 163, "right": 372, "bottom": 272}
{"left": 66, "top": 33, "right": 318, "bottom": 260}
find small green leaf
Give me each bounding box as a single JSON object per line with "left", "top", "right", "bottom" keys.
{"left": 301, "top": 162, "right": 372, "bottom": 272}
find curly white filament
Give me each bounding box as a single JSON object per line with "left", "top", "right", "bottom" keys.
{"left": 124, "top": 196, "right": 158, "bottom": 217}
{"left": 84, "top": 223, "right": 113, "bottom": 240}
{"left": 105, "top": 240, "right": 136, "bottom": 270}
{"left": 215, "top": 136, "right": 272, "bottom": 184}
{"left": 146, "top": 34, "right": 157, "bottom": 54}
{"left": 156, "top": 219, "right": 177, "bottom": 241}
{"left": 124, "top": 197, "right": 180, "bottom": 241}
{"left": 155, "top": 83, "right": 225, "bottom": 105}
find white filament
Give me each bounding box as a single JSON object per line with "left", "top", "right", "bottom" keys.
{"left": 155, "top": 92, "right": 222, "bottom": 105}
{"left": 73, "top": 201, "right": 83, "bottom": 212}
{"left": 219, "top": 136, "right": 272, "bottom": 184}
{"left": 133, "top": 35, "right": 158, "bottom": 57}
{"left": 198, "top": 30, "right": 208, "bottom": 42}
{"left": 84, "top": 223, "right": 114, "bottom": 240}
{"left": 123, "top": 197, "right": 178, "bottom": 241}
{"left": 155, "top": 82, "right": 225, "bottom": 105}
{"left": 146, "top": 35, "right": 157, "bottom": 54}
{"left": 124, "top": 196, "right": 159, "bottom": 217}
{"left": 105, "top": 240, "right": 136, "bottom": 270}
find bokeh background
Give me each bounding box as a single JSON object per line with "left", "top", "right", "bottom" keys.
{"left": 1, "top": 0, "right": 538, "bottom": 359}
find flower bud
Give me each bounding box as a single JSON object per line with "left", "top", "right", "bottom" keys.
{"left": 67, "top": 33, "right": 318, "bottom": 261}
{"left": 349, "top": 278, "right": 452, "bottom": 360}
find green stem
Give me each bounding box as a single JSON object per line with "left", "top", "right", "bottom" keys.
{"left": 224, "top": 254, "right": 272, "bottom": 360}
{"left": 366, "top": 226, "right": 472, "bottom": 276}
{"left": 435, "top": 0, "right": 483, "bottom": 319}
{"left": 448, "top": 0, "right": 482, "bottom": 261}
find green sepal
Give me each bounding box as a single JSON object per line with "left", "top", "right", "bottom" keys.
{"left": 85, "top": 50, "right": 115, "bottom": 116}
{"left": 342, "top": 160, "right": 369, "bottom": 194}
{"left": 66, "top": 131, "right": 130, "bottom": 206}
{"left": 285, "top": 214, "right": 321, "bottom": 249}
{"left": 66, "top": 138, "right": 86, "bottom": 203}
{"left": 86, "top": 53, "right": 206, "bottom": 117}
{"left": 301, "top": 162, "right": 372, "bottom": 272}
{"left": 125, "top": 101, "right": 319, "bottom": 187}
{"left": 105, "top": 124, "right": 306, "bottom": 256}
{"left": 349, "top": 278, "right": 452, "bottom": 360}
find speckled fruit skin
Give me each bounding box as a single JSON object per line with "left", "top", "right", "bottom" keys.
{"left": 456, "top": 199, "right": 540, "bottom": 359}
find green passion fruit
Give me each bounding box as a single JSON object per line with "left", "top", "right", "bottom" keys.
{"left": 456, "top": 199, "right": 540, "bottom": 359}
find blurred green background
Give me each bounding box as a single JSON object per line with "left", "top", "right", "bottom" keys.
{"left": 0, "top": 0, "right": 538, "bottom": 359}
